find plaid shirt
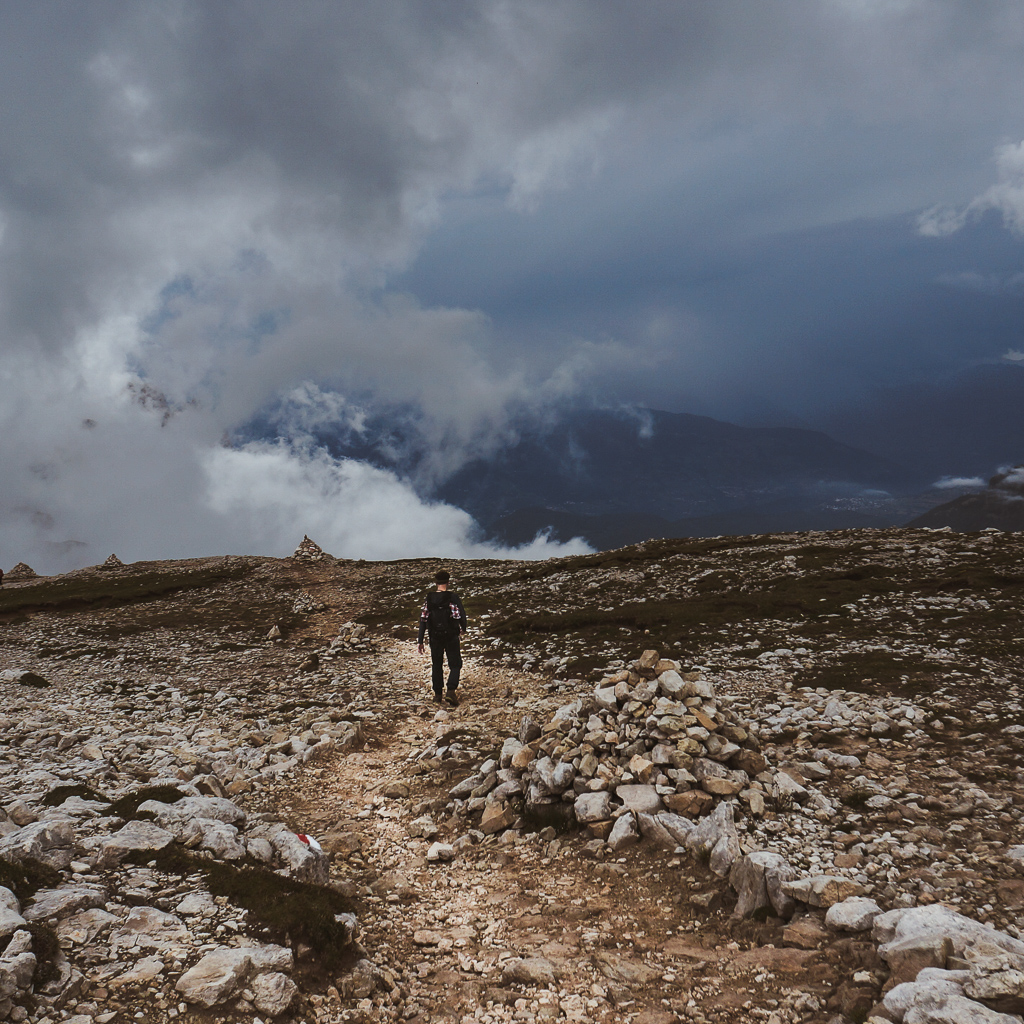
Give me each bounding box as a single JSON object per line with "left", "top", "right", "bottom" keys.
{"left": 418, "top": 590, "right": 467, "bottom": 643}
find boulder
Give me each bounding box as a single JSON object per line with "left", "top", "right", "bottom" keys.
{"left": 480, "top": 803, "right": 517, "bottom": 835}
{"left": 874, "top": 907, "right": 1024, "bottom": 960}
{"left": 964, "top": 940, "right": 1024, "bottom": 1014}
{"left": 826, "top": 896, "right": 882, "bottom": 933}
{"left": 97, "top": 820, "right": 174, "bottom": 868}
{"left": 882, "top": 934, "right": 955, "bottom": 987}
{"left": 664, "top": 790, "right": 713, "bottom": 817}
{"left": 574, "top": 792, "right": 612, "bottom": 824}
{"left": 176, "top": 948, "right": 253, "bottom": 1008}
{"left": 730, "top": 851, "right": 797, "bottom": 919}
{"left": 607, "top": 814, "right": 640, "bottom": 852}
{"left": 781, "top": 874, "right": 865, "bottom": 908}
{"left": 0, "top": 906, "right": 26, "bottom": 942}
{"left": 110, "top": 906, "right": 190, "bottom": 951}
{"left": 615, "top": 785, "right": 663, "bottom": 814}
{"left": 23, "top": 885, "right": 105, "bottom": 923}
{"left": 685, "top": 800, "right": 737, "bottom": 860}
{"left": 502, "top": 957, "right": 561, "bottom": 987}
{"left": 0, "top": 819, "right": 76, "bottom": 870}
{"left": 141, "top": 795, "right": 246, "bottom": 828}
{"left": 271, "top": 830, "right": 330, "bottom": 885}
{"left": 57, "top": 909, "right": 117, "bottom": 946}
{"left": 499, "top": 737, "right": 524, "bottom": 767}
{"left": 883, "top": 969, "right": 969, "bottom": 1023}
{"left": 253, "top": 972, "right": 299, "bottom": 1016}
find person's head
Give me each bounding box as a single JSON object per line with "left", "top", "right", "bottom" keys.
{"left": 434, "top": 569, "right": 450, "bottom": 589}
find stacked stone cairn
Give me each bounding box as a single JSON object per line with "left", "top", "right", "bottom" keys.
{"left": 4, "top": 563, "right": 38, "bottom": 582}
{"left": 452, "top": 650, "right": 781, "bottom": 865}
{"left": 292, "top": 535, "right": 328, "bottom": 561}
{"left": 101, "top": 553, "right": 125, "bottom": 568}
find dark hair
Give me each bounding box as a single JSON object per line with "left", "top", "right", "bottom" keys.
{"left": 434, "top": 569, "right": 450, "bottom": 584}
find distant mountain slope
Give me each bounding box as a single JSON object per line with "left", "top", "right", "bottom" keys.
{"left": 245, "top": 403, "right": 913, "bottom": 545}
{"left": 908, "top": 465, "right": 1024, "bottom": 532}
{"left": 824, "top": 364, "right": 1024, "bottom": 483}
{"left": 437, "top": 408, "right": 909, "bottom": 524}
{"left": 491, "top": 501, "right": 903, "bottom": 550}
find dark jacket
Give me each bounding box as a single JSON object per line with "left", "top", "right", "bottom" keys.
{"left": 418, "top": 590, "right": 467, "bottom": 644}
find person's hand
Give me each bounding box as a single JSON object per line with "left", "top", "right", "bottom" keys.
{"left": 417, "top": 643, "right": 424, "bottom": 655}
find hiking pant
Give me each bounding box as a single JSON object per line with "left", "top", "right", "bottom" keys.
{"left": 429, "top": 633, "right": 462, "bottom": 694}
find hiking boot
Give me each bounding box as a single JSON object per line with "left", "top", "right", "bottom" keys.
{"left": 432, "top": 691, "right": 443, "bottom": 704}
{"left": 445, "top": 691, "right": 459, "bottom": 707}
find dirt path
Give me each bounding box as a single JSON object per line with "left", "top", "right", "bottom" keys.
{"left": 264, "top": 642, "right": 854, "bottom": 1024}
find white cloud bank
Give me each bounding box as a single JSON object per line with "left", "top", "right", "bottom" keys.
{"left": 919, "top": 140, "right": 1024, "bottom": 237}
{"left": 0, "top": 349, "right": 590, "bottom": 573}
{"left": 932, "top": 476, "right": 985, "bottom": 490}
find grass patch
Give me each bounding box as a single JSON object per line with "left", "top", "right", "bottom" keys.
{"left": 488, "top": 566, "right": 898, "bottom": 652}
{"left": 108, "top": 784, "right": 189, "bottom": 820}
{"left": 0, "top": 558, "right": 256, "bottom": 617}
{"left": 794, "top": 653, "right": 943, "bottom": 697}
{"left": 132, "top": 846, "right": 358, "bottom": 969}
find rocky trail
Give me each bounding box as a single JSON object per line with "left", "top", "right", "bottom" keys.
{"left": 3, "top": 528, "right": 1024, "bottom": 1023}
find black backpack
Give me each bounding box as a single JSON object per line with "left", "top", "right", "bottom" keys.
{"left": 426, "top": 591, "right": 456, "bottom": 637}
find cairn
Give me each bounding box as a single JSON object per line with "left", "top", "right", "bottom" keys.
{"left": 447, "top": 649, "right": 790, "bottom": 869}
{"left": 102, "top": 553, "right": 125, "bottom": 568}
{"left": 4, "top": 562, "right": 38, "bottom": 582}
{"left": 292, "top": 535, "right": 327, "bottom": 561}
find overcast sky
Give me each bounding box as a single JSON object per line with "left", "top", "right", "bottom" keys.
{"left": 3, "top": 1, "right": 1024, "bottom": 571}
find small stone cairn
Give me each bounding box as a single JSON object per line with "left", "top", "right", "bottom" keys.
{"left": 451, "top": 650, "right": 782, "bottom": 857}
{"left": 4, "top": 563, "right": 38, "bottom": 582}
{"left": 101, "top": 553, "right": 125, "bottom": 568}
{"left": 292, "top": 535, "right": 327, "bottom": 561}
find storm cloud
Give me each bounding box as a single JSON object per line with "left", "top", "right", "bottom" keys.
{"left": 3, "top": 2, "right": 1024, "bottom": 570}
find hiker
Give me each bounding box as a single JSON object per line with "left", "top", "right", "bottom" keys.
{"left": 417, "top": 569, "right": 467, "bottom": 706}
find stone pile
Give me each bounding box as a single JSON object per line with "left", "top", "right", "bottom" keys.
{"left": 100, "top": 554, "right": 124, "bottom": 569}
{"left": 292, "top": 536, "right": 329, "bottom": 562}
{"left": 3, "top": 564, "right": 37, "bottom": 583}
{"left": 446, "top": 650, "right": 785, "bottom": 859}
{"left": 323, "top": 622, "right": 371, "bottom": 656}
{"left": 292, "top": 591, "right": 326, "bottom": 615}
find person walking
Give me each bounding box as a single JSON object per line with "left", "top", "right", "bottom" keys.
{"left": 417, "top": 569, "right": 467, "bottom": 706}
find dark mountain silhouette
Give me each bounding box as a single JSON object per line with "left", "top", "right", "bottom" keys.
{"left": 824, "top": 363, "right": 1024, "bottom": 484}
{"left": 436, "top": 408, "right": 909, "bottom": 524}
{"left": 247, "top": 404, "right": 922, "bottom": 547}
{"left": 908, "top": 465, "right": 1024, "bottom": 533}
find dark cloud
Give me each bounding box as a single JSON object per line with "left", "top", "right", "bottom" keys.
{"left": 2, "top": 2, "right": 1024, "bottom": 568}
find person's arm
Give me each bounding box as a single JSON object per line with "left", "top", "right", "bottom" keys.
{"left": 417, "top": 599, "right": 428, "bottom": 649}
{"left": 455, "top": 595, "right": 468, "bottom": 633}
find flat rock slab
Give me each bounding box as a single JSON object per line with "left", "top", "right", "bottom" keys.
{"left": 97, "top": 820, "right": 174, "bottom": 868}
{"left": 593, "top": 953, "right": 661, "bottom": 985}
{"left": 501, "top": 956, "right": 562, "bottom": 987}
{"left": 23, "top": 885, "right": 106, "bottom": 923}
{"left": 57, "top": 908, "right": 117, "bottom": 946}
{"left": 0, "top": 820, "right": 76, "bottom": 870}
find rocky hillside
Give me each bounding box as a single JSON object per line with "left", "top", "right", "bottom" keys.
{"left": 1, "top": 526, "right": 1024, "bottom": 1024}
